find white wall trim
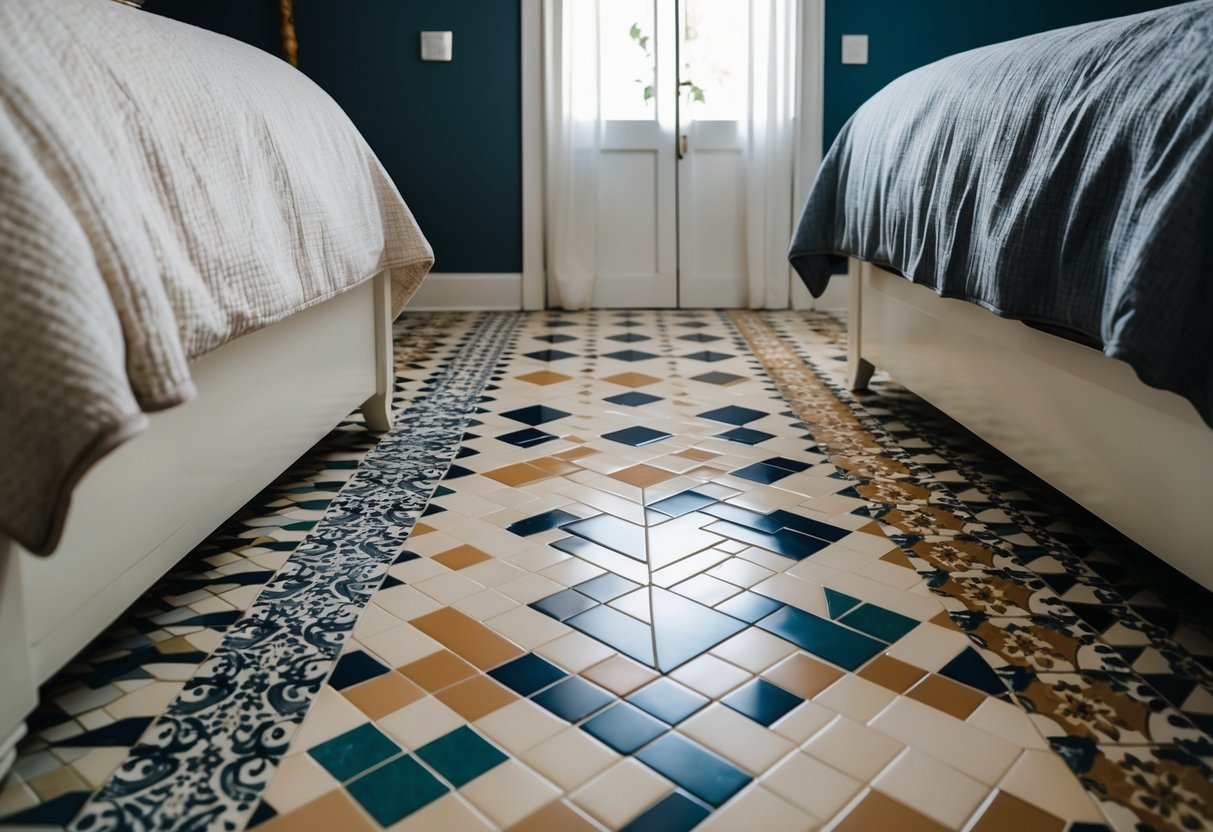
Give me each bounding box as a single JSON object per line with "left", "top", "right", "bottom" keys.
{"left": 408, "top": 273, "right": 524, "bottom": 310}
{"left": 521, "top": 0, "right": 545, "bottom": 310}
{"left": 791, "top": 0, "right": 825, "bottom": 311}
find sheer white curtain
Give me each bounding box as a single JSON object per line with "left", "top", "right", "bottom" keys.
{"left": 745, "top": 0, "right": 800, "bottom": 309}
{"left": 543, "top": 0, "right": 601, "bottom": 310}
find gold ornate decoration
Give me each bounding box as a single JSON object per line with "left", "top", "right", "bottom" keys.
{"left": 279, "top": 0, "right": 298, "bottom": 66}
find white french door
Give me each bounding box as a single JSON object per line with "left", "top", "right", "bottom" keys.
{"left": 545, "top": 0, "right": 797, "bottom": 310}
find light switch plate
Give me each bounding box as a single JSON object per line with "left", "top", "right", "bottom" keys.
{"left": 841, "top": 34, "right": 868, "bottom": 65}
{"left": 420, "top": 31, "right": 452, "bottom": 62}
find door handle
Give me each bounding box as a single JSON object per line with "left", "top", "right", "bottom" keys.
{"left": 678, "top": 134, "right": 688, "bottom": 160}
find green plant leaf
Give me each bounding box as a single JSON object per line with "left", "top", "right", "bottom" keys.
{"left": 629, "top": 23, "right": 640, "bottom": 39}
{"left": 643, "top": 84, "right": 654, "bottom": 103}
{"left": 692, "top": 87, "right": 706, "bottom": 103}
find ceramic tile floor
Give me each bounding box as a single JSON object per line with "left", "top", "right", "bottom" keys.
{"left": 2, "top": 309, "right": 1211, "bottom": 831}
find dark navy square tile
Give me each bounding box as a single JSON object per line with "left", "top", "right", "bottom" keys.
{"left": 536, "top": 333, "right": 577, "bottom": 343}
{"left": 769, "top": 509, "right": 850, "bottom": 542}
{"left": 581, "top": 703, "right": 667, "bottom": 754}
{"left": 722, "top": 678, "right": 803, "bottom": 726}
{"left": 690, "top": 371, "right": 744, "bottom": 385}
{"left": 565, "top": 605, "right": 655, "bottom": 665}
{"left": 574, "top": 572, "right": 642, "bottom": 602}
{"left": 605, "top": 391, "right": 663, "bottom": 407}
{"left": 839, "top": 604, "right": 919, "bottom": 644}
{"left": 626, "top": 678, "right": 709, "bottom": 725}
{"left": 531, "top": 676, "right": 616, "bottom": 722}
{"left": 697, "top": 405, "right": 767, "bottom": 426}
{"left": 501, "top": 405, "right": 572, "bottom": 426}
{"left": 758, "top": 606, "right": 885, "bottom": 671}
{"left": 702, "top": 502, "right": 783, "bottom": 534}
{"left": 716, "top": 427, "right": 776, "bottom": 445}
{"left": 648, "top": 490, "right": 717, "bottom": 518}
{"left": 678, "top": 321, "right": 710, "bottom": 328}
{"left": 545, "top": 319, "right": 577, "bottom": 327}
{"left": 309, "top": 724, "right": 400, "bottom": 782}
{"left": 678, "top": 333, "right": 723, "bottom": 343}
{"left": 730, "top": 462, "right": 794, "bottom": 484}
{"left": 683, "top": 351, "right": 733, "bottom": 362}
{"left": 488, "top": 653, "right": 568, "bottom": 696}
{"left": 348, "top": 755, "right": 447, "bottom": 825}
{"left": 604, "top": 349, "right": 659, "bottom": 362}
{"left": 415, "top": 726, "right": 507, "bottom": 788}
{"left": 497, "top": 427, "right": 558, "bottom": 448}
{"left": 938, "top": 646, "right": 1006, "bottom": 696}
{"left": 507, "top": 508, "right": 580, "bottom": 537}
{"left": 762, "top": 456, "right": 811, "bottom": 473}
{"left": 635, "top": 734, "right": 751, "bottom": 807}
{"left": 602, "top": 426, "right": 672, "bottom": 447}
{"left": 616, "top": 319, "right": 643, "bottom": 327}
{"left": 715, "top": 591, "right": 784, "bottom": 623}
{"left": 443, "top": 464, "right": 474, "bottom": 480}
{"left": 524, "top": 349, "right": 578, "bottom": 361}
{"left": 421, "top": 503, "right": 446, "bottom": 516}
{"left": 329, "top": 651, "right": 389, "bottom": 690}
{"left": 824, "top": 588, "right": 862, "bottom": 619}
{"left": 650, "top": 588, "right": 747, "bottom": 672}
{"left": 455, "top": 445, "right": 479, "bottom": 458}
{"left": 622, "top": 792, "right": 711, "bottom": 832}
{"left": 562, "top": 514, "right": 647, "bottom": 560}
{"left": 704, "top": 520, "right": 828, "bottom": 560}
{"left": 530, "top": 589, "right": 599, "bottom": 622}
{"left": 0, "top": 793, "right": 92, "bottom": 828}
{"left": 607, "top": 332, "right": 651, "bottom": 343}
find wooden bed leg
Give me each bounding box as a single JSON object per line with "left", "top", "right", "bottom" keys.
{"left": 360, "top": 271, "right": 394, "bottom": 433}
{"left": 848, "top": 259, "right": 875, "bottom": 391}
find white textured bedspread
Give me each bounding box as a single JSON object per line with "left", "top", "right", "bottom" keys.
{"left": 0, "top": 0, "right": 434, "bottom": 554}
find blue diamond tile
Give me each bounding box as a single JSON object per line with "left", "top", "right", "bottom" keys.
{"left": 603, "top": 426, "right": 672, "bottom": 446}
{"left": 704, "top": 520, "right": 829, "bottom": 560}
{"left": 768, "top": 509, "right": 850, "bottom": 542}
{"left": 524, "top": 349, "right": 578, "bottom": 361}
{"left": 824, "top": 588, "right": 862, "bottom": 619}
{"left": 531, "top": 676, "right": 615, "bottom": 722}
{"left": 604, "top": 349, "right": 659, "bottom": 362}
{"left": 758, "top": 606, "right": 885, "bottom": 671}
{"left": 678, "top": 333, "right": 723, "bottom": 343}
{"left": 839, "top": 604, "right": 919, "bottom": 644}
{"left": 678, "top": 320, "right": 710, "bottom": 328}
{"left": 683, "top": 351, "right": 733, "bottom": 362}
{"left": 715, "top": 591, "right": 784, "bottom": 623}
{"left": 697, "top": 405, "right": 767, "bottom": 425}
{"left": 730, "top": 461, "right": 795, "bottom": 484}
{"left": 607, "top": 332, "right": 651, "bottom": 343}
{"left": 605, "top": 391, "right": 663, "bottom": 407}
{"left": 347, "top": 755, "right": 447, "bottom": 825}
{"left": 581, "top": 703, "right": 668, "bottom": 754}
{"left": 497, "top": 427, "right": 558, "bottom": 448}
{"left": 507, "top": 508, "right": 580, "bottom": 537}
{"left": 574, "top": 572, "right": 642, "bottom": 602}
{"left": 939, "top": 646, "right": 1007, "bottom": 696}
{"left": 328, "top": 651, "right": 389, "bottom": 690}
{"left": 535, "top": 333, "right": 577, "bottom": 343}
{"left": 627, "top": 678, "right": 709, "bottom": 725}
{"left": 488, "top": 653, "right": 568, "bottom": 696}
{"left": 648, "top": 490, "right": 717, "bottom": 518}
{"left": 651, "top": 588, "right": 746, "bottom": 672}
{"left": 415, "top": 726, "right": 507, "bottom": 788}
{"left": 561, "top": 514, "right": 647, "bottom": 560}
{"left": 530, "top": 589, "right": 600, "bottom": 622}
{"left": 722, "top": 678, "right": 803, "bottom": 726}
{"left": 690, "top": 371, "right": 744, "bottom": 385}
{"left": 565, "top": 605, "right": 655, "bottom": 665}
{"left": 443, "top": 464, "right": 474, "bottom": 480}
{"left": 501, "top": 405, "right": 571, "bottom": 426}
{"left": 621, "top": 791, "right": 711, "bottom": 832}
{"left": 635, "top": 734, "right": 751, "bottom": 807}
{"left": 309, "top": 724, "right": 400, "bottom": 782}
{"left": 716, "top": 427, "right": 776, "bottom": 445}
{"left": 762, "top": 456, "right": 811, "bottom": 473}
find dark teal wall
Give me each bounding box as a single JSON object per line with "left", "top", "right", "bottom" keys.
{"left": 823, "top": 0, "right": 1183, "bottom": 148}
{"left": 143, "top": 1, "right": 521, "bottom": 274}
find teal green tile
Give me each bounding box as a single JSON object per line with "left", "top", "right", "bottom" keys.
{"left": 824, "top": 588, "right": 861, "bottom": 620}
{"left": 839, "top": 604, "right": 918, "bottom": 643}
{"left": 308, "top": 723, "right": 399, "bottom": 782}
{"left": 415, "top": 726, "right": 506, "bottom": 788}
{"left": 347, "top": 755, "right": 447, "bottom": 826}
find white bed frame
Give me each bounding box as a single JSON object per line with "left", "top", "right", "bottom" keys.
{"left": 0, "top": 273, "right": 394, "bottom": 778}
{"left": 848, "top": 261, "right": 1213, "bottom": 591}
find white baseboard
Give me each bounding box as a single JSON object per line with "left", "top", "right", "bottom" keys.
{"left": 408, "top": 273, "right": 522, "bottom": 310}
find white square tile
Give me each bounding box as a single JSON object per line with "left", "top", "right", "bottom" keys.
{"left": 459, "top": 559, "right": 529, "bottom": 588}
{"left": 534, "top": 631, "right": 617, "bottom": 673}
{"left": 414, "top": 572, "right": 484, "bottom": 604}
{"left": 539, "top": 558, "right": 605, "bottom": 587}
{"left": 522, "top": 727, "right": 620, "bottom": 791}
{"left": 749, "top": 574, "right": 828, "bottom": 617}
{"left": 289, "top": 686, "right": 367, "bottom": 753}
{"left": 872, "top": 748, "right": 988, "bottom": 829}
{"left": 710, "top": 628, "right": 797, "bottom": 674}
{"left": 964, "top": 697, "right": 1050, "bottom": 751}
{"left": 391, "top": 792, "right": 492, "bottom": 831}
{"left": 999, "top": 749, "right": 1103, "bottom": 823}
{"left": 679, "top": 704, "right": 796, "bottom": 774}
{"left": 460, "top": 760, "right": 561, "bottom": 828}
{"left": 451, "top": 589, "right": 520, "bottom": 621}
{"left": 674, "top": 574, "right": 743, "bottom": 607}
{"left": 801, "top": 715, "right": 903, "bottom": 781}
{"left": 882, "top": 622, "right": 972, "bottom": 671}
{"left": 373, "top": 585, "right": 444, "bottom": 622}
{"left": 708, "top": 557, "right": 774, "bottom": 588}
{"left": 669, "top": 654, "right": 751, "bottom": 699}
{"left": 571, "top": 759, "right": 673, "bottom": 829}
{"left": 869, "top": 697, "right": 1020, "bottom": 785}
{"left": 769, "top": 700, "right": 838, "bottom": 744}
{"left": 378, "top": 696, "right": 465, "bottom": 750}
{"left": 498, "top": 573, "right": 566, "bottom": 605}
{"left": 696, "top": 785, "right": 813, "bottom": 831}
{"left": 486, "top": 606, "right": 571, "bottom": 650}
{"left": 762, "top": 752, "right": 861, "bottom": 822}
{"left": 610, "top": 588, "right": 652, "bottom": 623}
{"left": 812, "top": 675, "right": 896, "bottom": 724}
{"left": 474, "top": 699, "right": 568, "bottom": 756}
{"left": 361, "top": 623, "right": 443, "bottom": 668}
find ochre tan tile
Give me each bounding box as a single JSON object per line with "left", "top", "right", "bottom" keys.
{"left": 341, "top": 671, "right": 425, "bottom": 719}
{"left": 508, "top": 800, "right": 598, "bottom": 831}
{"left": 436, "top": 675, "right": 519, "bottom": 721}
{"left": 970, "top": 790, "right": 1065, "bottom": 832}
{"left": 674, "top": 448, "right": 719, "bottom": 462}
{"left": 410, "top": 608, "right": 524, "bottom": 670}
{"left": 28, "top": 766, "right": 89, "bottom": 802}
{"left": 601, "top": 372, "right": 661, "bottom": 388}
{"left": 517, "top": 371, "right": 573, "bottom": 386}
{"left": 530, "top": 457, "right": 584, "bottom": 476}
{"left": 857, "top": 654, "right": 928, "bottom": 694}
{"left": 400, "top": 649, "right": 481, "bottom": 692}
{"left": 483, "top": 463, "right": 553, "bottom": 487}
{"left": 552, "top": 446, "right": 598, "bottom": 462}
{"left": 907, "top": 673, "right": 986, "bottom": 720}
{"left": 433, "top": 544, "right": 493, "bottom": 571}
{"left": 411, "top": 522, "right": 438, "bottom": 536}
{"left": 881, "top": 547, "right": 915, "bottom": 569}
{"left": 581, "top": 655, "right": 658, "bottom": 696}
{"left": 608, "top": 464, "right": 677, "bottom": 488}
{"left": 763, "top": 653, "right": 845, "bottom": 699}
{"left": 256, "top": 790, "right": 377, "bottom": 832}
{"left": 831, "top": 790, "right": 949, "bottom": 832}
{"left": 685, "top": 465, "right": 728, "bottom": 480}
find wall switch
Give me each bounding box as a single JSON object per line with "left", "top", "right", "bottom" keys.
{"left": 420, "top": 31, "right": 453, "bottom": 62}
{"left": 841, "top": 34, "right": 869, "bottom": 65}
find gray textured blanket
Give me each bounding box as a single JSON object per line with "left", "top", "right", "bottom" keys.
{"left": 789, "top": 1, "right": 1213, "bottom": 425}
